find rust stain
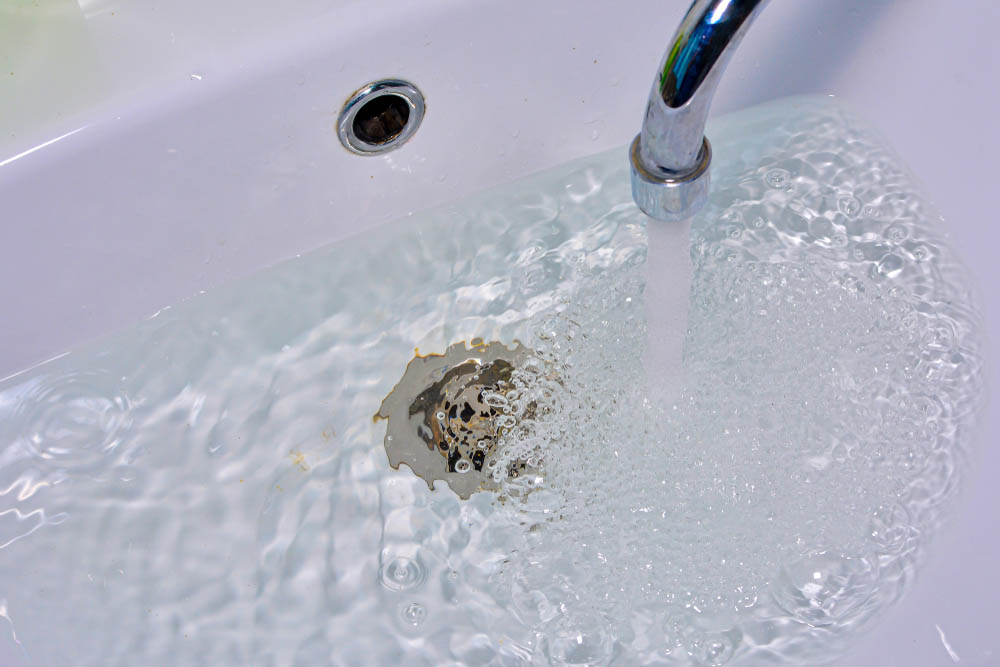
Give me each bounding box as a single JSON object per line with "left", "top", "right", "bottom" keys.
{"left": 289, "top": 449, "right": 310, "bottom": 471}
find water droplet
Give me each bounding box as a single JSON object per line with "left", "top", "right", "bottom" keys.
{"left": 379, "top": 555, "right": 426, "bottom": 592}
{"left": 455, "top": 459, "right": 471, "bottom": 473}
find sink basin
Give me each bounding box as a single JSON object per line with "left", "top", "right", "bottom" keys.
{"left": 0, "top": 94, "right": 987, "bottom": 665}
{"left": 1, "top": 1, "right": 997, "bottom": 665}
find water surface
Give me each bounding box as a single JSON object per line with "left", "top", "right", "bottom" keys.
{"left": 0, "top": 96, "right": 984, "bottom": 665}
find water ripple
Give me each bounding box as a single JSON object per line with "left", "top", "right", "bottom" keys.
{"left": 10, "top": 370, "right": 133, "bottom": 474}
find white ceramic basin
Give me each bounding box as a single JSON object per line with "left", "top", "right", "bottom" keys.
{"left": 1, "top": 1, "right": 997, "bottom": 664}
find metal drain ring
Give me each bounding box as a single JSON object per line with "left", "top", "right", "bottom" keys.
{"left": 337, "top": 79, "right": 425, "bottom": 155}
{"left": 375, "top": 339, "right": 531, "bottom": 499}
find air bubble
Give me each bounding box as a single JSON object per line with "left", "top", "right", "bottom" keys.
{"left": 544, "top": 614, "right": 613, "bottom": 666}
{"left": 483, "top": 392, "right": 509, "bottom": 409}
{"left": 399, "top": 602, "right": 427, "bottom": 626}
{"left": 696, "top": 633, "right": 736, "bottom": 666}
{"left": 481, "top": 149, "right": 981, "bottom": 660}
{"left": 455, "top": 459, "right": 472, "bottom": 473}
{"left": 885, "top": 225, "right": 908, "bottom": 242}
{"left": 838, "top": 195, "right": 861, "bottom": 217}
{"left": 764, "top": 168, "right": 791, "bottom": 188}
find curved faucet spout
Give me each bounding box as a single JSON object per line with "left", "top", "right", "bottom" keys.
{"left": 630, "top": 0, "right": 769, "bottom": 221}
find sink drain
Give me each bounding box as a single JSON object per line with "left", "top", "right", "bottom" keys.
{"left": 337, "top": 79, "right": 424, "bottom": 155}
{"left": 375, "top": 339, "right": 532, "bottom": 499}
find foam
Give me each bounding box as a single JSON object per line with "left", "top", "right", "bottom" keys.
{"left": 483, "top": 103, "right": 984, "bottom": 662}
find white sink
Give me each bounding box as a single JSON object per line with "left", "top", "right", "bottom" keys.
{"left": 1, "top": 1, "right": 998, "bottom": 664}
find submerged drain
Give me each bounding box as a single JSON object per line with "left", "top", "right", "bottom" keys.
{"left": 376, "top": 339, "right": 531, "bottom": 499}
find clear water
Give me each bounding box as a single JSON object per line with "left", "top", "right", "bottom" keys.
{"left": 0, "top": 97, "right": 984, "bottom": 666}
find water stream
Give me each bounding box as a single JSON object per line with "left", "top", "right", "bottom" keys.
{"left": 643, "top": 218, "right": 693, "bottom": 406}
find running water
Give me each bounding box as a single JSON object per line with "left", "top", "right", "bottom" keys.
{"left": 0, "top": 97, "right": 984, "bottom": 666}
{"left": 643, "top": 218, "right": 693, "bottom": 405}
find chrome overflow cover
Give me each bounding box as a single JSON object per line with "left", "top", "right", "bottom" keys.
{"left": 337, "top": 79, "right": 425, "bottom": 155}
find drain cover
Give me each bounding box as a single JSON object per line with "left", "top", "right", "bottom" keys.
{"left": 375, "top": 339, "right": 531, "bottom": 499}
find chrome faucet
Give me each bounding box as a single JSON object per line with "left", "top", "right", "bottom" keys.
{"left": 630, "top": 0, "right": 768, "bottom": 221}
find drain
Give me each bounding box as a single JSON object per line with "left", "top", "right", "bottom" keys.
{"left": 337, "top": 79, "right": 424, "bottom": 155}
{"left": 375, "top": 339, "right": 532, "bottom": 499}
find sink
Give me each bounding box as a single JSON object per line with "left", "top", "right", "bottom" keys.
{"left": 1, "top": 1, "right": 998, "bottom": 665}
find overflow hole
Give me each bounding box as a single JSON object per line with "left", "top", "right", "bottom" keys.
{"left": 352, "top": 94, "right": 410, "bottom": 146}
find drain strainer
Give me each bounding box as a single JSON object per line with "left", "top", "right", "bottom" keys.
{"left": 375, "top": 339, "right": 531, "bottom": 499}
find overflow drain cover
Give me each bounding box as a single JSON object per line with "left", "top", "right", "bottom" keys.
{"left": 337, "top": 79, "right": 424, "bottom": 155}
